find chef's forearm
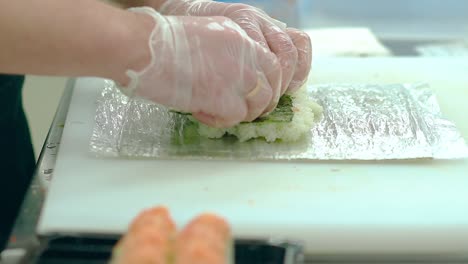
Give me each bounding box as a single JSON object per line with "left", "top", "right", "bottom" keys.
{"left": 0, "top": 0, "right": 154, "bottom": 86}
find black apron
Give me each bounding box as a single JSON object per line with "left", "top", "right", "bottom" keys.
{"left": 0, "top": 74, "right": 36, "bottom": 251}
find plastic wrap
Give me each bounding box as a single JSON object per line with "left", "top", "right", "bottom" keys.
{"left": 90, "top": 80, "right": 468, "bottom": 160}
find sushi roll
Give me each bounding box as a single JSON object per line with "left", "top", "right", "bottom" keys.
{"left": 110, "top": 206, "right": 176, "bottom": 264}
{"left": 174, "top": 85, "right": 323, "bottom": 143}
{"left": 175, "top": 214, "right": 233, "bottom": 264}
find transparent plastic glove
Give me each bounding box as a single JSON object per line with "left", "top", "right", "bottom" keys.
{"left": 124, "top": 7, "right": 282, "bottom": 128}
{"left": 159, "top": 0, "right": 312, "bottom": 93}
{"left": 286, "top": 28, "right": 312, "bottom": 93}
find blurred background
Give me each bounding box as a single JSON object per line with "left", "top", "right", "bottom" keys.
{"left": 219, "top": 0, "right": 468, "bottom": 39}
{"left": 25, "top": 0, "right": 468, "bottom": 158}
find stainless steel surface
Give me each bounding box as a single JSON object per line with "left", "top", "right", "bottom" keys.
{"left": 5, "top": 79, "right": 75, "bottom": 263}
{"left": 304, "top": 255, "right": 468, "bottom": 263}
{"left": 35, "top": 79, "right": 76, "bottom": 189}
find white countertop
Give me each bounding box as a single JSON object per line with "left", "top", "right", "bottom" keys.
{"left": 37, "top": 57, "right": 468, "bottom": 256}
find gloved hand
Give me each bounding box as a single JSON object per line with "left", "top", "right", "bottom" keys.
{"left": 158, "top": 0, "right": 312, "bottom": 93}
{"left": 123, "top": 7, "right": 282, "bottom": 128}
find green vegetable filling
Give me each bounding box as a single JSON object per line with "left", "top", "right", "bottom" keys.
{"left": 249, "top": 94, "right": 293, "bottom": 123}
{"left": 171, "top": 117, "right": 199, "bottom": 145}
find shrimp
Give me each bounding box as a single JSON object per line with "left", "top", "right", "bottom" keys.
{"left": 175, "top": 214, "right": 232, "bottom": 264}
{"left": 110, "top": 206, "right": 176, "bottom": 264}
{"left": 110, "top": 208, "right": 232, "bottom": 264}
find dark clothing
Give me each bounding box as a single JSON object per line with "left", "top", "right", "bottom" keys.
{"left": 0, "top": 74, "right": 35, "bottom": 252}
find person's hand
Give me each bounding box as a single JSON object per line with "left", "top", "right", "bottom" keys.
{"left": 159, "top": 0, "right": 312, "bottom": 93}
{"left": 123, "top": 7, "right": 282, "bottom": 128}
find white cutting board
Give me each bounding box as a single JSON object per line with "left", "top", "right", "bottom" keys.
{"left": 38, "top": 58, "right": 468, "bottom": 255}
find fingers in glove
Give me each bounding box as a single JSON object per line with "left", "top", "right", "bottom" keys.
{"left": 243, "top": 73, "right": 272, "bottom": 122}
{"left": 209, "top": 3, "right": 296, "bottom": 95}
{"left": 227, "top": 10, "right": 269, "bottom": 49}
{"left": 191, "top": 71, "right": 251, "bottom": 128}
{"left": 252, "top": 44, "right": 282, "bottom": 116}
{"left": 226, "top": 5, "right": 296, "bottom": 95}
{"left": 193, "top": 93, "right": 248, "bottom": 128}
{"left": 286, "top": 28, "right": 312, "bottom": 93}
{"left": 262, "top": 24, "right": 298, "bottom": 95}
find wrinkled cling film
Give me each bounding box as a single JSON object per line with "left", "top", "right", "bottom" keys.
{"left": 90, "top": 80, "right": 468, "bottom": 160}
